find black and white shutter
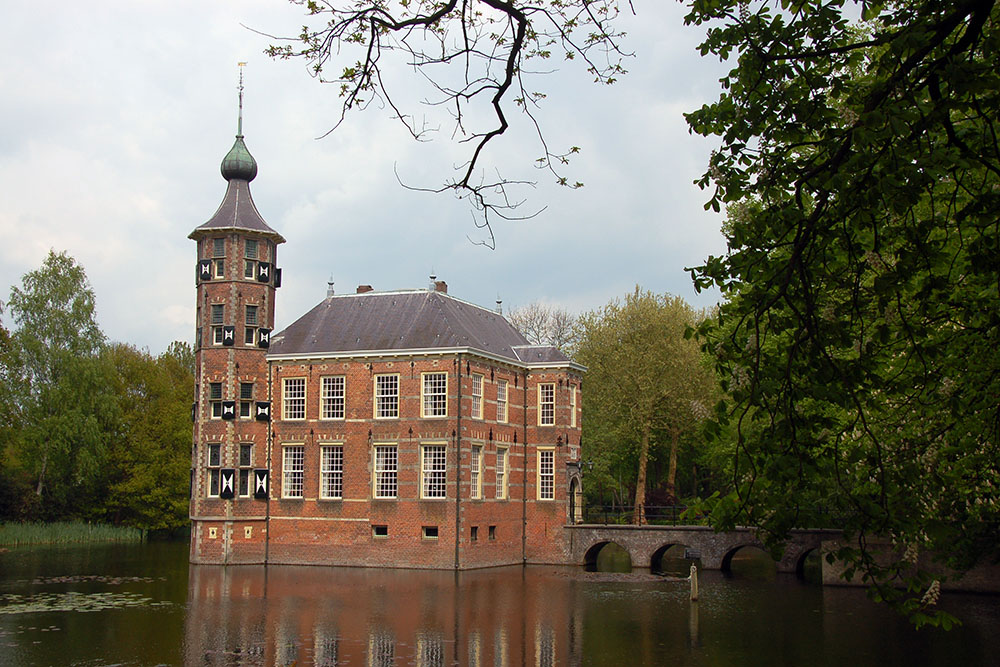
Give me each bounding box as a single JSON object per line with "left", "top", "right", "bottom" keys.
{"left": 253, "top": 469, "right": 269, "bottom": 499}
{"left": 219, "top": 469, "right": 236, "bottom": 499}
{"left": 221, "top": 401, "right": 236, "bottom": 420}
{"left": 255, "top": 401, "right": 271, "bottom": 421}
{"left": 222, "top": 326, "right": 236, "bottom": 346}
{"left": 274, "top": 268, "right": 282, "bottom": 288}
{"left": 257, "top": 328, "right": 270, "bottom": 348}
{"left": 198, "top": 260, "right": 212, "bottom": 283}
{"left": 256, "top": 262, "right": 271, "bottom": 283}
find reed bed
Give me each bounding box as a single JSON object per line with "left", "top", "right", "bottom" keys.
{"left": 0, "top": 522, "right": 144, "bottom": 546}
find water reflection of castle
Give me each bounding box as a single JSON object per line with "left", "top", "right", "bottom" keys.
{"left": 185, "top": 564, "right": 581, "bottom": 666}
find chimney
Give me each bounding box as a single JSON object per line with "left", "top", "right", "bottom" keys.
{"left": 357, "top": 284, "right": 373, "bottom": 294}
{"left": 434, "top": 280, "right": 448, "bottom": 294}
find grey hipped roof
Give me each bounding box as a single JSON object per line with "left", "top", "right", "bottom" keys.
{"left": 269, "top": 290, "right": 575, "bottom": 368}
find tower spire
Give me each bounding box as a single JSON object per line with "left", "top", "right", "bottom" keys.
{"left": 237, "top": 61, "right": 246, "bottom": 137}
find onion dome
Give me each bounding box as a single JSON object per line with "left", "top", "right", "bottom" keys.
{"left": 221, "top": 134, "right": 258, "bottom": 182}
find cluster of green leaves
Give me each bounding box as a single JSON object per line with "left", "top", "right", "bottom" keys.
{"left": 266, "top": 0, "right": 629, "bottom": 246}
{"left": 684, "top": 0, "right": 999, "bottom": 625}
{"left": 0, "top": 251, "right": 194, "bottom": 533}
{"left": 575, "top": 289, "right": 719, "bottom": 523}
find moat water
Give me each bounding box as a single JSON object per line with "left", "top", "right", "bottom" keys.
{"left": 0, "top": 541, "right": 997, "bottom": 666}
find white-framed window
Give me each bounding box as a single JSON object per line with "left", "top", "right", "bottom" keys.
{"left": 244, "top": 259, "right": 256, "bottom": 280}
{"left": 496, "top": 447, "right": 508, "bottom": 500}
{"left": 238, "top": 443, "right": 253, "bottom": 497}
{"left": 239, "top": 382, "right": 254, "bottom": 418}
{"left": 538, "top": 448, "right": 555, "bottom": 500}
{"left": 470, "top": 446, "right": 482, "bottom": 499}
{"left": 421, "top": 372, "right": 447, "bottom": 418}
{"left": 209, "top": 382, "right": 223, "bottom": 419}
{"left": 282, "top": 445, "right": 305, "bottom": 498}
{"left": 212, "top": 326, "right": 224, "bottom": 345}
{"left": 570, "top": 383, "right": 577, "bottom": 428}
{"left": 538, "top": 383, "right": 555, "bottom": 426}
{"left": 470, "top": 373, "right": 484, "bottom": 419}
{"left": 421, "top": 444, "right": 447, "bottom": 499}
{"left": 244, "top": 305, "right": 259, "bottom": 345}
{"left": 213, "top": 258, "right": 225, "bottom": 279}
{"left": 206, "top": 443, "right": 221, "bottom": 497}
{"left": 496, "top": 379, "right": 508, "bottom": 424}
{"left": 373, "top": 445, "right": 398, "bottom": 498}
{"left": 283, "top": 377, "right": 306, "bottom": 420}
{"left": 321, "top": 376, "right": 346, "bottom": 420}
{"left": 374, "top": 374, "right": 399, "bottom": 419}
{"left": 320, "top": 445, "right": 344, "bottom": 499}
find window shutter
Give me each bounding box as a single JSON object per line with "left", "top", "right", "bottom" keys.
{"left": 274, "top": 268, "right": 282, "bottom": 288}
{"left": 255, "top": 402, "right": 271, "bottom": 421}
{"left": 253, "top": 469, "right": 269, "bottom": 499}
{"left": 222, "top": 326, "right": 236, "bottom": 346}
{"left": 256, "top": 262, "right": 271, "bottom": 283}
{"left": 221, "top": 401, "right": 236, "bottom": 420}
{"left": 198, "top": 260, "right": 212, "bottom": 282}
{"left": 220, "top": 469, "right": 236, "bottom": 499}
{"left": 257, "top": 328, "right": 271, "bottom": 348}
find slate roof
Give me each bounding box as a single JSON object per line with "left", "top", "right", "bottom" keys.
{"left": 189, "top": 178, "right": 285, "bottom": 242}
{"left": 268, "top": 290, "right": 575, "bottom": 367}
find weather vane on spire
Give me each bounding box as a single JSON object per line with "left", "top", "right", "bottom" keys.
{"left": 237, "top": 62, "right": 247, "bottom": 137}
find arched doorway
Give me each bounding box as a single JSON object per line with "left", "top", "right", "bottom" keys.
{"left": 568, "top": 476, "right": 582, "bottom": 524}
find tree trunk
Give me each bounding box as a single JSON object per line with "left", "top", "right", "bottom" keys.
{"left": 666, "top": 428, "right": 680, "bottom": 502}
{"left": 632, "top": 423, "right": 651, "bottom": 525}
{"left": 35, "top": 452, "right": 48, "bottom": 497}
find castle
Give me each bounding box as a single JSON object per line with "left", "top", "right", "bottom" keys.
{"left": 188, "top": 99, "right": 584, "bottom": 568}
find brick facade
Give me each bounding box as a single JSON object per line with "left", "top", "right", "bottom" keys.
{"left": 189, "top": 130, "right": 584, "bottom": 569}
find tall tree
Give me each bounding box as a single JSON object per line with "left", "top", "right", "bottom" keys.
{"left": 507, "top": 302, "right": 578, "bottom": 354}
{"left": 5, "top": 251, "right": 116, "bottom": 517}
{"left": 103, "top": 343, "right": 194, "bottom": 532}
{"left": 576, "top": 289, "right": 716, "bottom": 524}
{"left": 685, "top": 0, "right": 1000, "bottom": 625}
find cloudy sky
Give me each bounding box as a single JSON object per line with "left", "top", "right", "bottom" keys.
{"left": 0, "top": 1, "right": 729, "bottom": 354}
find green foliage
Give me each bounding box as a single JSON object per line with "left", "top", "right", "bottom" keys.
{"left": 4, "top": 251, "right": 116, "bottom": 517}
{"left": 684, "top": 0, "right": 999, "bottom": 625}
{"left": 102, "top": 343, "right": 194, "bottom": 532}
{"left": 575, "top": 288, "right": 718, "bottom": 522}
{"left": 0, "top": 252, "right": 193, "bottom": 533}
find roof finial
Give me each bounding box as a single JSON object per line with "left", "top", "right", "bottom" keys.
{"left": 327, "top": 274, "right": 335, "bottom": 297}
{"left": 237, "top": 61, "right": 246, "bottom": 137}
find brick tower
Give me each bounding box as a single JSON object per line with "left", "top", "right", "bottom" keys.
{"left": 189, "top": 72, "right": 284, "bottom": 563}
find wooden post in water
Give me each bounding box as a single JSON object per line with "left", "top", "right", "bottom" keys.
{"left": 690, "top": 564, "right": 699, "bottom": 601}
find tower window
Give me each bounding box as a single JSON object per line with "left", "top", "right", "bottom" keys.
{"left": 238, "top": 444, "right": 253, "bottom": 496}
{"left": 209, "top": 382, "right": 223, "bottom": 419}
{"left": 239, "top": 382, "right": 254, "bottom": 418}
{"left": 207, "top": 443, "right": 221, "bottom": 497}
{"left": 245, "top": 238, "right": 258, "bottom": 259}
{"left": 213, "top": 238, "right": 226, "bottom": 257}
{"left": 211, "top": 304, "right": 224, "bottom": 325}
{"left": 213, "top": 258, "right": 225, "bottom": 279}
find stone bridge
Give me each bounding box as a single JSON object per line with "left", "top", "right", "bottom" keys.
{"left": 564, "top": 524, "right": 842, "bottom": 574}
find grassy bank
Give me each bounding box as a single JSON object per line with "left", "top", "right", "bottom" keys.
{"left": 0, "top": 522, "right": 145, "bottom": 547}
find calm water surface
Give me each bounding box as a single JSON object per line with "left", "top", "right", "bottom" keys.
{"left": 0, "top": 541, "right": 997, "bottom": 666}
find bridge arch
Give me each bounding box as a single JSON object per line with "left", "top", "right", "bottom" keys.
{"left": 720, "top": 544, "right": 775, "bottom": 576}
{"left": 583, "top": 541, "right": 632, "bottom": 572}
{"left": 650, "top": 543, "right": 701, "bottom": 573}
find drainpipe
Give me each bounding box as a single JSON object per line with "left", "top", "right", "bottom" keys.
{"left": 454, "top": 354, "right": 463, "bottom": 570}
{"left": 522, "top": 368, "right": 529, "bottom": 564}
{"left": 264, "top": 359, "right": 272, "bottom": 566}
